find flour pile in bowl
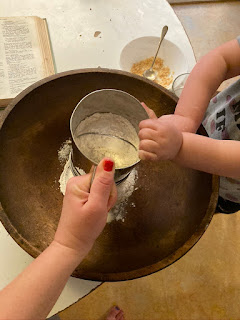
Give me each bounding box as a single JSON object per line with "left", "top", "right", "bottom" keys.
{"left": 107, "top": 168, "right": 138, "bottom": 223}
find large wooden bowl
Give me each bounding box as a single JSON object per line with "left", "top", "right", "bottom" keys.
{"left": 0, "top": 69, "right": 218, "bottom": 281}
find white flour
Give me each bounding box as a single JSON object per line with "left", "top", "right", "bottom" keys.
{"left": 74, "top": 112, "right": 140, "bottom": 168}
{"left": 107, "top": 168, "right": 138, "bottom": 223}
{"left": 59, "top": 154, "right": 74, "bottom": 195}
{"left": 58, "top": 153, "right": 86, "bottom": 195}
{"left": 58, "top": 139, "right": 72, "bottom": 164}
{"left": 76, "top": 133, "right": 139, "bottom": 168}
{"left": 75, "top": 112, "right": 139, "bottom": 147}
{"left": 58, "top": 140, "right": 85, "bottom": 195}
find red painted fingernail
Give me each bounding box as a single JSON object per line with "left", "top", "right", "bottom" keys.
{"left": 103, "top": 159, "right": 114, "bottom": 172}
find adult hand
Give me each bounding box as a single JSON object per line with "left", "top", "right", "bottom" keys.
{"left": 139, "top": 114, "right": 183, "bottom": 161}
{"left": 54, "top": 158, "right": 117, "bottom": 256}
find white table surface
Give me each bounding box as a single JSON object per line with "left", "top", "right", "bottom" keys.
{"left": 0, "top": 0, "right": 196, "bottom": 317}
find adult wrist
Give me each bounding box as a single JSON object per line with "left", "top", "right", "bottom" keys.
{"left": 50, "top": 240, "right": 91, "bottom": 268}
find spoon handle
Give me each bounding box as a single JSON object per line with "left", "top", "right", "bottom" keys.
{"left": 150, "top": 25, "right": 168, "bottom": 70}
{"left": 90, "top": 165, "right": 97, "bottom": 189}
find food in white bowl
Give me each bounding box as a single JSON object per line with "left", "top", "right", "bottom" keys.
{"left": 131, "top": 56, "right": 173, "bottom": 88}
{"left": 120, "top": 36, "right": 188, "bottom": 89}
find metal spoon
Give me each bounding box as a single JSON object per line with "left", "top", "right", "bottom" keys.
{"left": 90, "top": 165, "right": 97, "bottom": 189}
{"left": 143, "top": 25, "right": 168, "bottom": 81}
{"left": 69, "top": 150, "right": 96, "bottom": 190}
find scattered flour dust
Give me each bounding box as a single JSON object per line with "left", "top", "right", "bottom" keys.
{"left": 58, "top": 153, "right": 85, "bottom": 195}
{"left": 58, "top": 139, "right": 138, "bottom": 223}
{"left": 58, "top": 139, "right": 72, "bottom": 164}
{"left": 107, "top": 168, "right": 138, "bottom": 223}
{"left": 58, "top": 139, "right": 85, "bottom": 195}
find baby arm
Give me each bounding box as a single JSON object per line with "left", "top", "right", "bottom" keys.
{"left": 141, "top": 39, "right": 240, "bottom": 134}
{"left": 175, "top": 133, "right": 240, "bottom": 179}
{"left": 139, "top": 118, "right": 240, "bottom": 179}
{"left": 0, "top": 158, "right": 117, "bottom": 320}
{"left": 175, "top": 38, "right": 240, "bottom": 132}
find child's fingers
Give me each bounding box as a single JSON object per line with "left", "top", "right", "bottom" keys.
{"left": 139, "top": 150, "right": 158, "bottom": 161}
{"left": 141, "top": 102, "right": 157, "bottom": 119}
{"left": 139, "top": 118, "right": 158, "bottom": 130}
{"left": 139, "top": 139, "right": 159, "bottom": 154}
{"left": 139, "top": 128, "right": 158, "bottom": 141}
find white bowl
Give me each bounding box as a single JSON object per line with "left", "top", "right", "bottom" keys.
{"left": 120, "top": 36, "right": 188, "bottom": 89}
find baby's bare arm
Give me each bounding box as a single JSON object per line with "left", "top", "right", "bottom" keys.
{"left": 175, "top": 38, "right": 240, "bottom": 132}
{"left": 175, "top": 133, "right": 240, "bottom": 179}
{"left": 139, "top": 116, "right": 240, "bottom": 179}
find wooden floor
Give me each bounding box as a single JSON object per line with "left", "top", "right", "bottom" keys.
{"left": 173, "top": 1, "right": 240, "bottom": 90}
{"left": 60, "top": 213, "right": 240, "bottom": 320}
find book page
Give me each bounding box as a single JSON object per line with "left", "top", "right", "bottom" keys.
{"left": 0, "top": 16, "right": 53, "bottom": 100}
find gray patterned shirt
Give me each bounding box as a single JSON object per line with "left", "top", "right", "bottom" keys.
{"left": 202, "top": 37, "right": 240, "bottom": 202}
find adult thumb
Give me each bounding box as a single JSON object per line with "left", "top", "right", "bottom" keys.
{"left": 88, "top": 158, "right": 115, "bottom": 209}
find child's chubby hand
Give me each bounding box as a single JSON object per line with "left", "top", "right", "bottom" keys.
{"left": 141, "top": 102, "right": 197, "bottom": 133}
{"left": 139, "top": 103, "right": 183, "bottom": 161}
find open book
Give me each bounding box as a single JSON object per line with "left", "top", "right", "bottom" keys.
{"left": 0, "top": 16, "right": 55, "bottom": 108}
